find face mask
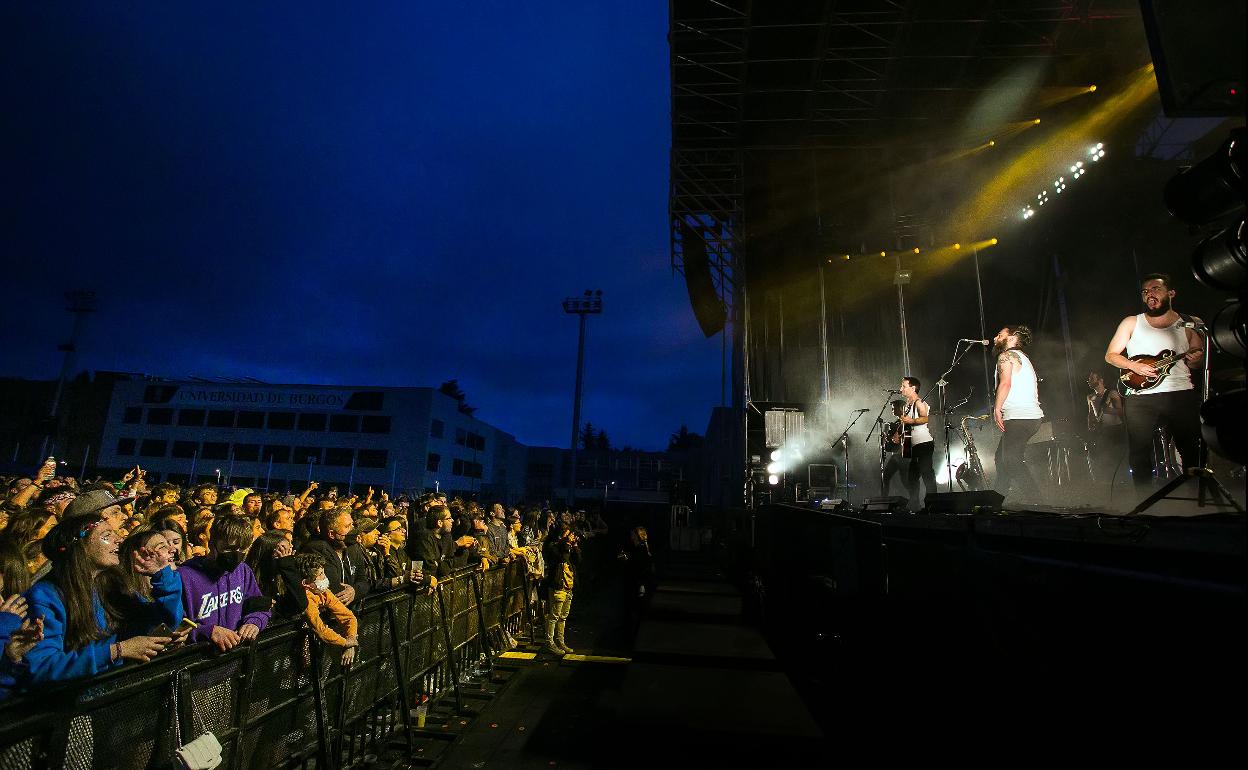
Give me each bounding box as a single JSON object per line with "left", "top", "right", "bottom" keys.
{"left": 217, "top": 551, "right": 244, "bottom": 570}
{"left": 313, "top": 577, "right": 330, "bottom": 591}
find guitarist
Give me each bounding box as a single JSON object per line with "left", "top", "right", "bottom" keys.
{"left": 1104, "top": 273, "right": 1204, "bottom": 490}
{"left": 881, "top": 399, "right": 908, "bottom": 496}
{"left": 897, "top": 377, "right": 938, "bottom": 509}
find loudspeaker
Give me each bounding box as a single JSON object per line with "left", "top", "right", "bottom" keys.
{"left": 1140, "top": 0, "right": 1245, "bottom": 117}
{"left": 678, "top": 218, "right": 727, "bottom": 337}
{"left": 818, "top": 498, "right": 850, "bottom": 513}
{"left": 862, "top": 495, "right": 909, "bottom": 514}
{"left": 923, "top": 490, "right": 1004, "bottom": 515}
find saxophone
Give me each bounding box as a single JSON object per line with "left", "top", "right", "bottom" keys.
{"left": 955, "top": 415, "right": 990, "bottom": 491}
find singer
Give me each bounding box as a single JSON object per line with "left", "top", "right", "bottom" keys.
{"left": 897, "top": 376, "right": 938, "bottom": 508}
{"left": 1103, "top": 272, "right": 1204, "bottom": 488}
{"left": 992, "top": 325, "right": 1043, "bottom": 501}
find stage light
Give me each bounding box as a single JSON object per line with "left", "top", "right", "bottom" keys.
{"left": 913, "top": 247, "right": 920, "bottom": 254}
{"left": 1191, "top": 220, "right": 1246, "bottom": 292}
{"left": 767, "top": 462, "right": 780, "bottom": 474}
{"left": 1088, "top": 85, "right": 1097, "bottom": 92}
{"left": 843, "top": 254, "right": 851, "bottom": 260}
{"left": 880, "top": 251, "right": 887, "bottom": 257}
{"left": 988, "top": 140, "right": 995, "bottom": 147}
{"left": 768, "top": 474, "right": 780, "bottom": 486}
{"left": 1164, "top": 128, "right": 1244, "bottom": 225}
{"left": 990, "top": 238, "right": 998, "bottom": 245}
{"left": 771, "top": 449, "right": 783, "bottom": 461}
{"left": 954, "top": 243, "right": 961, "bottom": 249}
{"left": 1033, "top": 118, "right": 1041, "bottom": 124}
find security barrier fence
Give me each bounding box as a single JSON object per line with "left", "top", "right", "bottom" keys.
{"left": 0, "top": 561, "right": 535, "bottom": 770}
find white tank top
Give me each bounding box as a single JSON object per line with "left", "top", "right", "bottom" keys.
{"left": 999, "top": 350, "right": 1044, "bottom": 420}
{"left": 1124, "top": 314, "right": 1193, "bottom": 394}
{"left": 906, "top": 399, "right": 933, "bottom": 445}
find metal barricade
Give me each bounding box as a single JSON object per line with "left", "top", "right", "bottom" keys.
{"left": 0, "top": 565, "right": 535, "bottom": 770}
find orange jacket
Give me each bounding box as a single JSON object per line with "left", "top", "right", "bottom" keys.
{"left": 302, "top": 589, "right": 358, "bottom": 647}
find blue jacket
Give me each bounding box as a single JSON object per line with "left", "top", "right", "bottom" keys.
{"left": 0, "top": 611, "right": 24, "bottom": 699}
{"left": 22, "top": 578, "right": 124, "bottom": 685}
{"left": 117, "top": 566, "right": 185, "bottom": 639}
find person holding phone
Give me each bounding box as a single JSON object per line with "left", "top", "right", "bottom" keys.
{"left": 23, "top": 503, "right": 174, "bottom": 684}
{"left": 179, "top": 514, "right": 271, "bottom": 652}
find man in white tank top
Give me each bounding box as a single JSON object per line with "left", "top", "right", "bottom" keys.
{"left": 992, "top": 324, "right": 1044, "bottom": 501}
{"left": 897, "top": 376, "right": 938, "bottom": 509}
{"left": 1104, "top": 273, "right": 1204, "bottom": 491}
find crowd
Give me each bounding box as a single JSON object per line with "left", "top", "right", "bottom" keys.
{"left": 0, "top": 458, "right": 636, "bottom": 700}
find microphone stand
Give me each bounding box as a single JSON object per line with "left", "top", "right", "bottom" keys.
{"left": 866, "top": 393, "right": 897, "bottom": 496}
{"left": 926, "top": 342, "right": 979, "bottom": 492}
{"left": 831, "top": 409, "right": 870, "bottom": 503}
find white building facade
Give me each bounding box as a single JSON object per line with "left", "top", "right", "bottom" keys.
{"left": 96, "top": 378, "right": 527, "bottom": 502}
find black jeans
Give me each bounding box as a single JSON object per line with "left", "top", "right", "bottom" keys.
{"left": 995, "top": 419, "right": 1042, "bottom": 498}
{"left": 907, "top": 441, "right": 939, "bottom": 505}
{"left": 1123, "top": 389, "right": 1201, "bottom": 487}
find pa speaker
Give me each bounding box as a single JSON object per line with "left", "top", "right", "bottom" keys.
{"left": 678, "top": 217, "right": 727, "bottom": 337}
{"left": 862, "top": 496, "right": 909, "bottom": 514}
{"left": 923, "top": 490, "right": 1004, "bottom": 515}
{"left": 1140, "top": 0, "right": 1245, "bottom": 117}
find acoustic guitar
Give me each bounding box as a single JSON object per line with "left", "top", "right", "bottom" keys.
{"left": 884, "top": 419, "right": 912, "bottom": 457}
{"left": 1118, "top": 349, "right": 1195, "bottom": 395}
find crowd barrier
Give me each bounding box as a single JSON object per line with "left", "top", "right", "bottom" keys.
{"left": 0, "top": 560, "right": 535, "bottom": 770}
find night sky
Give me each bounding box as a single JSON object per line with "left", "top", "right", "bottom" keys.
{"left": 1, "top": 2, "right": 722, "bottom": 450}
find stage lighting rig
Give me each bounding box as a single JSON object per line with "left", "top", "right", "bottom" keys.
{"left": 1159, "top": 127, "right": 1246, "bottom": 465}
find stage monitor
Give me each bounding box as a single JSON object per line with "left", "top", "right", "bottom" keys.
{"left": 923, "top": 490, "right": 1004, "bottom": 515}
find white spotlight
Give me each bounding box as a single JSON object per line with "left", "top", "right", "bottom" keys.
{"left": 766, "top": 462, "right": 780, "bottom": 474}
{"left": 768, "top": 474, "right": 780, "bottom": 485}
{"left": 1096, "top": 142, "right": 1103, "bottom": 150}
{"left": 771, "top": 449, "right": 784, "bottom": 462}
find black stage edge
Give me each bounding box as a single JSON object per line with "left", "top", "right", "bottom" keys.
{"left": 750, "top": 503, "right": 1246, "bottom": 747}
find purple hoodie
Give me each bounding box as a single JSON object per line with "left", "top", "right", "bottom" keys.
{"left": 179, "top": 556, "right": 272, "bottom": 643}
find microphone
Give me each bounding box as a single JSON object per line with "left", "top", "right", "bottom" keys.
{"left": 855, "top": 408, "right": 870, "bottom": 412}
{"left": 960, "top": 338, "right": 990, "bottom": 345}
{"left": 881, "top": 388, "right": 900, "bottom": 393}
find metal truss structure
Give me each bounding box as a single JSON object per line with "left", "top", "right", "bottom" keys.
{"left": 669, "top": 0, "right": 1145, "bottom": 298}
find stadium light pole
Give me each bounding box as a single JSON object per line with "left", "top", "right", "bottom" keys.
{"left": 563, "top": 290, "right": 603, "bottom": 507}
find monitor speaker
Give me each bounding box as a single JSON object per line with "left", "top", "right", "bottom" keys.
{"left": 677, "top": 217, "right": 727, "bottom": 336}
{"left": 862, "top": 495, "right": 909, "bottom": 514}
{"left": 923, "top": 490, "right": 1004, "bottom": 515}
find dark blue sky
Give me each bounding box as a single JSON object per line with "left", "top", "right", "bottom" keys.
{"left": 1, "top": 2, "right": 723, "bottom": 450}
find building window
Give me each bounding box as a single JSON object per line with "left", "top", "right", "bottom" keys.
{"left": 452, "top": 459, "right": 464, "bottom": 476}
{"left": 330, "top": 414, "right": 360, "bottom": 432}
{"left": 267, "top": 412, "right": 296, "bottom": 430}
{"left": 426, "top": 453, "right": 441, "bottom": 472}
{"left": 147, "top": 408, "right": 174, "bottom": 426}
{"left": 295, "top": 447, "right": 323, "bottom": 465}
{"left": 361, "top": 415, "right": 391, "bottom": 434}
{"left": 123, "top": 407, "right": 142, "bottom": 425}
{"left": 236, "top": 411, "right": 265, "bottom": 429}
{"left": 116, "top": 438, "right": 137, "bottom": 456}
{"left": 207, "top": 410, "right": 235, "bottom": 428}
{"left": 233, "top": 443, "right": 260, "bottom": 462}
{"left": 178, "top": 409, "right": 206, "bottom": 427}
{"left": 171, "top": 441, "right": 198, "bottom": 459}
{"left": 323, "top": 448, "right": 354, "bottom": 467}
{"left": 139, "top": 439, "right": 168, "bottom": 458}
{"left": 201, "top": 442, "right": 229, "bottom": 460}
{"left": 467, "top": 432, "right": 486, "bottom": 451}
{"left": 455, "top": 428, "right": 467, "bottom": 446}
{"left": 263, "top": 445, "right": 291, "bottom": 464}
{"left": 357, "top": 449, "right": 387, "bottom": 468}
{"left": 430, "top": 419, "right": 444, "bottom": 438}
{"left": 344, "top": 391, "right": 385, "bottom": 411}
{"left": 297, "top": 413, "right": 328, "bottom": 432}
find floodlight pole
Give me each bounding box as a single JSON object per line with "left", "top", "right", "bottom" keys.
{"left": 563, "top": 291, "right": 603, "bottom": 507}
{"left": 41, "top": 291, "right": 97, "bottom": 460}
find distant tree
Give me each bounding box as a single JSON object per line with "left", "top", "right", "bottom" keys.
{"left": 668, "top": 424, "right": 704, "bottom": 451}
{"left": 438, "top": 379, "right": 476, "bottom": 416}
{"left": 579, "top": 422, "right": 597, "bottom": 450}
{"left": 595, "top": 429, "right": 610, "bottom": 451}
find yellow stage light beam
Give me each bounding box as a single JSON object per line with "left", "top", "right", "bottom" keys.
{"left": 949, "top": 65, "right": 1157, "bottom": 241}
{"left": 1034, "top": 84, "right": 1101, "bottom": 109}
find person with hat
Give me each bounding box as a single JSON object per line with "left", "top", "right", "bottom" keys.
{"left": 345, "top": 517, "right": 385, "bottom": 595}
{"left": 21, "top": 490, "right": 174, "bottom": 684}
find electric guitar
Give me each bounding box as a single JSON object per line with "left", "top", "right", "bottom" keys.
{"left": 1117, "top": 349, "right": 1195, "bottom": 395}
